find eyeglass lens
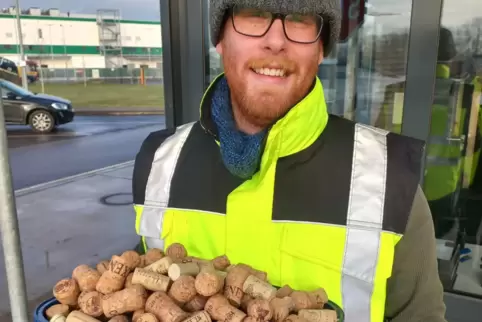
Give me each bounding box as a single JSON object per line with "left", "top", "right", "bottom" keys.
{"left": 232, "top": 7, "right": 323, "bottom": 43}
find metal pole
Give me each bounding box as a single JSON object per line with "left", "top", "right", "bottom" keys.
{"left": 0, "top": 95, "right": 29, "bottom": 322}
{"left": 15, "top": 0, "right": 28, "bottom": 90}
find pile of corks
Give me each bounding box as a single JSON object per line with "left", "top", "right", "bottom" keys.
{"left": 47, "top": 243, "right": 338, "bottom": 322}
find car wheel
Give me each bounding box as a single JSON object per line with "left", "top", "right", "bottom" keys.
{"left": 29, "top": 110, "right": 55, "bottom": 133}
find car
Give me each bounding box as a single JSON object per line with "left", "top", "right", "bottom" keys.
{"left": 0, "top": 57, "right": 19, "bottom": 75}
{"left": 0, "top": 79, "right": 74, "bottom": 133}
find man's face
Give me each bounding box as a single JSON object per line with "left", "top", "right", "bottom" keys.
{"left": 216, "top": 10, "right": 324, "bottom": 131}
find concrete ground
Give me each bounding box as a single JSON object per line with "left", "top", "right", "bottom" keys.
{"left": 0, "top": 162, "right": 139, "bottom": 321}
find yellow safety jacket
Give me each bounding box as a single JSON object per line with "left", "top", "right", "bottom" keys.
{"left": 132, "top": 75, "right": 424, "bottom": 322}
{"left": 377, "top": 64, "right": 482, "bottom": 202}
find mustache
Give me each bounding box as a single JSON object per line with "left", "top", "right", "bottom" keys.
{"left": 248, "top": 58, "right": 297, "bottom": 73}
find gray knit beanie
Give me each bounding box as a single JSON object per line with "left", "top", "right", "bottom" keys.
{"left": 209, "top": 0, "right": 341, "bottom": 57}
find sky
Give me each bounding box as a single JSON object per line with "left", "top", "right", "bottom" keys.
{"left": 5, "top": 0, "right": 482, "bottom": 26}
{"left": 6, "top": 0, "right": 161, "bottom": 20}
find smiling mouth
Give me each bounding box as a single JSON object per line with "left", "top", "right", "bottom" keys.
{"left": 252, "top": 68, "right": 287, "bottom": 77}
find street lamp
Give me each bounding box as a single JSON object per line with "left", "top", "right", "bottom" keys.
{"left": 14, "top": 0, "right": 28, "bottom": 89}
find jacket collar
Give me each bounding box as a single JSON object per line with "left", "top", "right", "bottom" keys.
{"left": 200, "top": 73, "right": 328, "bottom": 158}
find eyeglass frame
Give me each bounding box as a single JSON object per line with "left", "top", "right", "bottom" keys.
{"left": 229, "top": 6, "right": 324, "bottom": 44}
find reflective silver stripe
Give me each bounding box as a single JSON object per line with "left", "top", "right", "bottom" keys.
{"left": 138, "top": 122, "right": 195, "bottom": 242}
{"left": 145, "top": 236, "right": 165, "bottom": 250}
{"left": 426, "top": 156, "right": 460, "bottom": 166}
{"left": 342, "top": 123, "right": 388, "bottom": 322}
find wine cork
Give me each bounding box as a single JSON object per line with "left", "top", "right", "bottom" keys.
{"left": 96, "top": 261, "right": 110, "bottom": 274}
{"left": 145, "top": 291, "right": 189, "bottom": 322}
{"left": 270, "top": 297, "right": 295, "bottom": 322}
{"left": 298, "top": 309, "right": 337, "bottom": 322}
{"left": 244, "top": 317, "right": 261, "bottom": 322}
{"left": 224, "top": 265, "right": 251, "bottom": 307}
{"left": 77, "top": 291, "right": 103, "bottom": 317}
{"left": 121, "top": 250, "right": 141, "bottom": 270}
{"left": 46, "top": 304, "right": 70, "bottom": 319}
{"left": 73, "top": 265, "right": 101, "bottom": 292}
{"left": 136, "top": 313, "right": 159, "bottom": 322}
{"left": 168, "top": 263, "right": 200, "bottom": 280}
{"left": 195, "top": 270, "right": 225, "bottom": 297}
{"left": 276, "top": 285, "right": 293, "bottom": 298}
{"left": 290, "top": 291, "right": 319, "bottom": 312}
{"left": 166, "top": 243, "right": 188, "bottom": 260}
{"left": 145, "top": 257, "right": 174, "bottom": 275}
{"left": 240, "top": 294, "right": 253, "bottom": 311}
{"left": 236, "top": 264, "right": 267, "bottom": 281}
{"left": 53, "top": 279, "right": 80, "bottom": 306}
{"left": 168, "top": 275, "right": 197, "bottom": 304}
{"left": 50, "top": 314, "right": 67, "bottom": 322}
{"left": 205, "top": 294, "right": 246, "bottom": 322}
{"left": 246, "top": 298, "right": 272, "bottom": 321}
{"left": 109, "top": 256, "right": 132, "bottom": 275}
{"left": 242, "top": 275, "right": 277, "bottom": 301}
{"left": 65, "top": 310, "right": 102, "bottom": 322}
{"left": 108, "top": 316, "right": 129, "bottom": 322}
{"left": 124, "top": 273, "right": 134, "bottom": 288}
{"left": 211, "top": 255, "right": 230, "bottom": 271}
{"left": 184, "top": 294, "right": 209, "bottom": 312}
{"left": 102, "top": 285, "right": 148, "bottom": 318}
{"left": 181, "top": 310, "right": 211, "bottom": 322}
{"left": 144, "top": 248, "right": 165, "bottom": 266}
{"left": 131, "top": 267, "right": 171, "bottom": 292}
{"left": 309, "top": 289, "right": 328, "bottom": 309}
{"left": 132, "top": 309, "right": 146, "bottom": 322}
{"left": 96, "top": 256, "right": 131, "bottom": 294}
{"left": 284, "top": 314, "right": 309, "bottom": 322}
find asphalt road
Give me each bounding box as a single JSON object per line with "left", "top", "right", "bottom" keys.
{"left": 7, "top": 115, "right": 165, "bottom": 190}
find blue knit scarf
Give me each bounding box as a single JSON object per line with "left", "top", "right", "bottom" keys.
{"left": 211, "top": 77, "right": 268, "bottom": 179}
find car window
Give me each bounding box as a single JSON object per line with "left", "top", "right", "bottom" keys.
{"left": 1, "top": 81, "right": 33, "bottom": 97}
{"left": 0, "top": 87, "right": 13, "bottom": 99}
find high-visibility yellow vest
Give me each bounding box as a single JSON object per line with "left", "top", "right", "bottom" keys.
{"left": 377, "top": 64, "right": 482, "bottom": 201}
{"left": 133, "top": 75, "right": 424, "bottom": 322}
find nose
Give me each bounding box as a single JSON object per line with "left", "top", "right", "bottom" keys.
{"left": 262, "top": 18, "right": 288, "bottom": 53}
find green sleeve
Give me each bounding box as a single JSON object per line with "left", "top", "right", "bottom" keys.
{"left": 385, "top": 187, "right": 448, "bottom": 322}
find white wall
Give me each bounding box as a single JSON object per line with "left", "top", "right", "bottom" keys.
{"left": 120, "top": 24, "right": 162, "bottom": 48}
{"left": 0, "top": 18, "right": 100, "bottom": 46}
{"left": 0, "top": 15, "right": 162, "bottom": 69}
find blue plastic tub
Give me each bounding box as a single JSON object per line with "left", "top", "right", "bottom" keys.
{"left": 34, "top": 297, "right": 59, "bottom": 322}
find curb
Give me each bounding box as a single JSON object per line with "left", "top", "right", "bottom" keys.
{"left": 75, "top": 110, "right": 164, "bottom": 116}
{"left": 15, "top": 160, "right": 135, "bottom": 197}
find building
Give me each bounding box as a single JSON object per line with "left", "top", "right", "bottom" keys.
{"left": 0, "top": 6, "right": 162, "bottom": 69}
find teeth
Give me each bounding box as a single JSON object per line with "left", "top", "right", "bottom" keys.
{"left": 254, "top": 68, "right": 286, "bottom": 77}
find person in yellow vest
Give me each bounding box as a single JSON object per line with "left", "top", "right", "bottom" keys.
{"left": 132, "top": 1, "right": 447, "bottom": 321}
{"left": 376, "top": 27, "right": 482, "bottom": 241}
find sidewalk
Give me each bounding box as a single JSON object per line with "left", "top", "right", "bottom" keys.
{"left": 0, "top": 162, "right": 140, "bottom": 320}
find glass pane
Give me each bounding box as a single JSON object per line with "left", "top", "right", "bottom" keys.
{"left": 424, "top": 0, "right": 482, "bottom": 297}
{"left": 320, "top": 0, "right": 413, "bottom": 128}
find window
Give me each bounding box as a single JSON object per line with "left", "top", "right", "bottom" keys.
{"left": 424, "top": 0, "right": 482, "bottom": 298}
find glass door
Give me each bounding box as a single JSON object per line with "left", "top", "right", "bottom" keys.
{"left": 424, "top": 0, "right": 482, "bottom": 298}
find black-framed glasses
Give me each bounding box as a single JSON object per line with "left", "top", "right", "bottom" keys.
{"left": 231, "top": 6, "right": 323, "bottom": 44}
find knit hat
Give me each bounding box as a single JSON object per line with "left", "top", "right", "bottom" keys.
{"left": 209, "top": 0, "right": 341, "bottom": 57}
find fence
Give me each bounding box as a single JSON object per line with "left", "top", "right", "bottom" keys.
{"left": 36, "top": 67, "right": 164, "bottom": 85}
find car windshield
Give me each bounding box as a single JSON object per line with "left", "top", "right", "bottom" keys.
{"left": 1, "top": 80, "right": 33, "bottom": 97}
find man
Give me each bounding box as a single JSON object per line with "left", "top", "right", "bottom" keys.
{"left": 132, "top": 1, "right": 447, "bottom": 321}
